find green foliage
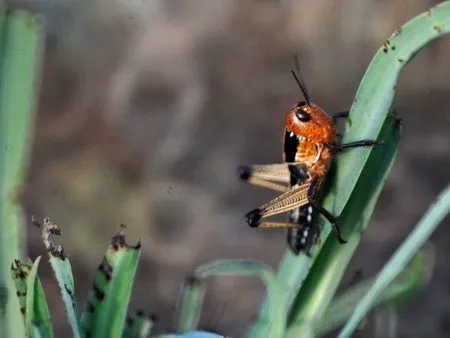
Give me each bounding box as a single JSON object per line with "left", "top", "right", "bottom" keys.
{"left": 5, "top": 2, "right": 450, "bottom": 338}
{"left": 0, "top": 7, "right": 43, "bottom": 338}
{"left": 12, "top": 218, "right": 152, "bottom": 338}
{"left": 81, "top": 232, "right": 141, "bottom": 337}
{"left": 338, "top": 185, "right": 450, "bottom": 337}
{"left": 11, "top": 257, "right": 52, "bottom": 337}
{"left": 315, "top": 243, "right": 434, "bottom": 336}
{"left": 122, "top": 311, "right": 154, "bottom": 338}
{"left": 170, "top": 2, "right": 450, "bottom": 337}
{"left": 283, "top": 113, "right": 401, "bottom": 337}
{"left": 175, "top": 276, "right": 205, "bottom": 332}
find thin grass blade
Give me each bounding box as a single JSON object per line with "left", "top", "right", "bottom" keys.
{"left": 338, "top": 183, "right": 450, "bottom": 337}
{"left": 33, "top": 217, "right": 82, "bottom": 337}
{"left": 48, "top": 252, "right": 82, "bottom": 338}
{"left": 314, "top": 244, "right": 434, "bottom": 335}
{"left": 174, "top": 276, "right": 205, "bottom": 333}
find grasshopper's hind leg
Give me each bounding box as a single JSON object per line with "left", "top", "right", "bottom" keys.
{"left": 238, "top": 163, "right": 291, "bottom": 192}
{"left": 245, "top": 183, "right": 310, "bottom": 227}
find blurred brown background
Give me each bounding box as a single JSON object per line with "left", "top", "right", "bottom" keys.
{"left": 9, "top": 0, "right": 450, "bottom": 336}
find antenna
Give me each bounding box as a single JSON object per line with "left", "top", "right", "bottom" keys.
{"left": 291, "top": 54, "right": 311, "bottom": 105}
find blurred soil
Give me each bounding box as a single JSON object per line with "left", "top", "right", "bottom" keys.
{"left": 8, "top": 0, "right": 450, "bottom": 336}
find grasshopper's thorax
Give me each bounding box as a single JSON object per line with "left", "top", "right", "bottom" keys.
{"left": 283, "top": 102, "right": 336, "bottom": 177}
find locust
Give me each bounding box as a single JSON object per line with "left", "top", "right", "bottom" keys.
{"left": 239, "top": 59, "right": 382, "bottom": 255}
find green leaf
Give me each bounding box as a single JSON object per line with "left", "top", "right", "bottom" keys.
{"left": 122, "top": 310, "right": 154, "bottom": 338}
{"left": 285, "top": 114, "right": 401, "bottom": 336}
{"left": 314, "top": 244, "right": 434, "bottom": 335}
{"left": 11, "top": 257, "right": 52, "bottom": 338}
{"left": 338, "top": 183, "right": 450, "bottom": 337}
{"left": 81, "top": 231, "right": 140, "bottom": 338}
{"left": 193, "top": 259, "right": 286, "bottom": 338}
{"left": 26, "top": 256, "right": 52, "bottom": 338}
{"left": 31, "top": 217, "right": 82, "bottom": 337}
{"left": 48, "top": 252, "right": 82, "bottom": 338}
{"left": 0, "top": 8, "right": 44, "bottom": 337}
{"left": 11, "top": 258, "right": 32, "bottom": 333}
{"left": 254, "top": 2, "right": 450, "bottom": 335}
{"left": 332, "top": 1, "right": 450, "bottom": 215}
{"left": 174, "top": 276, "right": 205, "bottom": 333}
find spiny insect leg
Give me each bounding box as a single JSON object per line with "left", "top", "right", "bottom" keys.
{"left": 309, "top": 203, "right": 347, "bottom": 244}
{"left": 238, "top": 164, "right": 290, "bottom": 192}
{"left": 333, "top": 140, "right": 383, "bottom": 153}
{"left": 307, "top": 177, "right": 347, "bottom": 244}
{"left": 245, "top": 183, "right": 310, "bottom": 227}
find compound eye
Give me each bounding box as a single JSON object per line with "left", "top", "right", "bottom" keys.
{"left": 295, "top": 108, "right": 311, "bottom": 122}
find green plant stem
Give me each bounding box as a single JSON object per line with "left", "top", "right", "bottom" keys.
{"left": 0, "top": 9, "right": 43, "bottom": 337}
{"left": 338, "top": 183, "right": 450, "bottom": 337}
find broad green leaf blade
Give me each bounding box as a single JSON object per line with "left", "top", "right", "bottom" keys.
{"left": 11, "top": 259, "right": 32, "bottom": 333}
{"left": 81, "top": 231, "right": 140, "bottom": 338}
{"left": 11, "top": 257, "right": 53, "bottom": 338}
{"left": 338, "top": 183, "right": 450, "bottom": 338}
{"left": 27, "top": 257, "right": 52, "bottom": 338}
{"left": 314, "top": 245, "right": 434, "bottom": 335}
{"left": 174, "top": 276, "right": 205, "bottom": 333}
{"left": 332, "top": 1, "right": 450, "bottom": 215}
{"left": 285, "top": 115, "right": 401, "bottom": 336}
{"left": 194, "top": 259, "right": 285, "bottom": 338}
{"left": 48, "top": 254, "right": 82, "bottom": 338}
{"left": 0, "top": 9, "right": 44, "bottom": 338}
{"left": 122, "top": 311, "right": 154, "bottom": 338}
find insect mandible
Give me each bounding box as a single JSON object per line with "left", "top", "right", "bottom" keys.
{"left": 238, "top": 58, "right": 383, "bottom": 255}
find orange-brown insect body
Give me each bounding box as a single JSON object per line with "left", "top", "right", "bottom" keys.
{"left": 285, "top": 104, "right": 335, "bottom": 144}
{"left": 239, "top": 59, "right": 382, "bottom": 255}
{"left": 283, "top": 102, "right": 335, "bottom": 178}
